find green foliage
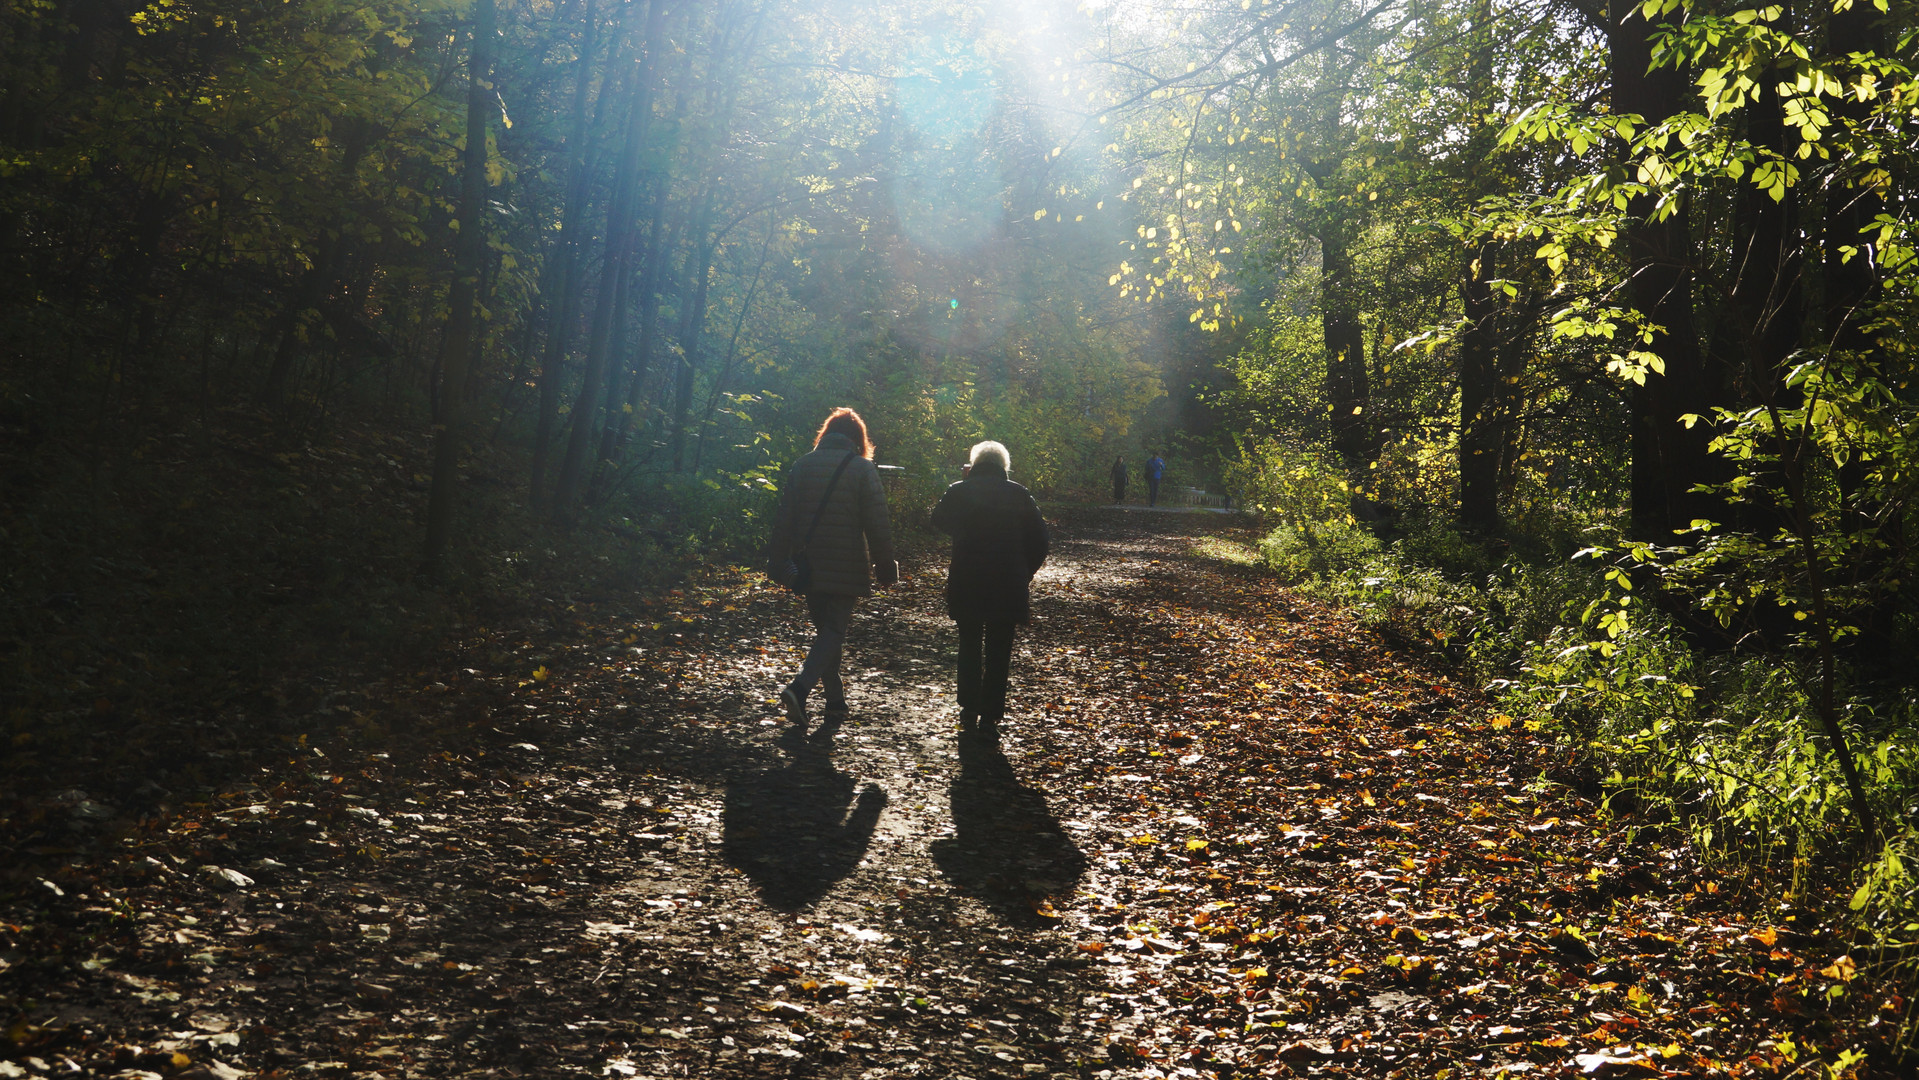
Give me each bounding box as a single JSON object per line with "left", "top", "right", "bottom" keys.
{"left": 1223, "top": 440, "right": 1352, "bottom": 528}
{"left": 1257, "top": 520, "right": 1380, "bottom": 584}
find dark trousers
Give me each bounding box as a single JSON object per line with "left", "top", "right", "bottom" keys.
{"left": 955, "top": 620, "right": 1016, "bottom": 719}
{"left": 1147, "top": 476, "right": 1160, "bottom": 506}
{"left": 795, "top": 592, "right": 856, "bottom": 707}
{"left": 1112, "top": 478, "right": 1126, "bottom": 503}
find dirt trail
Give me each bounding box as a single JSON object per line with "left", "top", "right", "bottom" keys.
{"left": 1, "top": 509, "right": 1872, "bottom": 1079}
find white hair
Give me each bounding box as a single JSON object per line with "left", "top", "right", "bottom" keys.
{"left": 968, "top": 440, "right": 1010, "bottom": 474}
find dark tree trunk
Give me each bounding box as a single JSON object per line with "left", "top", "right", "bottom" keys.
{"left": 422, "top": 0, "right": 496, "bottom": 575}
{"left": 668, "top": 205, "right": 718, "bottom": 473}
{"left": 1456, "top": 0, "right": 1504, "bottom": 532}
{"left": 1825, "top": 2, "right": 1897, "bottom": 669}
{"left": 691, "top": 217, "right": 776, "bottom": 472}
{"left": 528, "top": 0, "right": 602, "bottom": 510}
{"left": 1321, "top": 221, "right": 1371, "bottom": 475}
{"left": 551, "top": 0, "right": 666, "bottom": 516}
{"left": 1711, "top": 35, "right": 1804, "bottom": 554}
{"left": 1458, "top": 240, "right": 1501, "bottom": 530}
{"left": 589, "top": 166, "right": 673, "bottom": 502}
{"left": 1612, "top": 6, "right": 1717, "bottom": 541}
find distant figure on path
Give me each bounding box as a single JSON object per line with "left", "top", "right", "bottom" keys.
{"left": 1146, "top": 452, "right": 1166, "bottom": 507}
{"left": 1110, "top": 456, "right": 1127, "bottom": 504}
{"left": 931, "top": 441, "right": 1049, "bottom": 731}
{"left": 766, "top": 407, "right": 898, "bottom": 727}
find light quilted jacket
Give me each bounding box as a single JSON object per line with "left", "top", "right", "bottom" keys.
{"left": 766, "top": 432, "right": 896, "bottom": 597}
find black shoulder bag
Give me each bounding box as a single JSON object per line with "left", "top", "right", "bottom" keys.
{"left": 781, "top": 451, "right": 857, "bottom": 593}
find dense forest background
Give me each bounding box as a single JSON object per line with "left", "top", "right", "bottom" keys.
{"left": 4, "top": 0, "right": 1918, "bottom": 1027}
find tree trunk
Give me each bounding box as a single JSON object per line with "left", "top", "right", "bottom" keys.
{"left": 589, "top": 166, "right": 673, "bottom": 502}
{"left": 528, "top": 0, "right": 601, "bottom": 510}
{"left": 1458, "top": 239, "right": 1501, "bottom": 530}
{"left": 1719, "top": 60, "right": 1803, "bottom": 541}
{"left": 1825, "top": 2, "right": 1896, "bottom": 670}
{"left": 1456, "top": 0, "right": 1504, "bottom": 532}
{"left": 1321, "top": 220, "right": 1371, "bottom": 477}
{"left": 691, "top": 216, "right": 777, "bottom": 471}
{"left": 422, "top": 0, "right": 496, "bottom": 576}
{"left": 668, "top": 209, "right": 718, "bottom": 473}
{"left": 551, "top": 0, "right": 666, "bottom": 516}
{"left": 1612, "top": 5, "right": 1717, "bottom": 542}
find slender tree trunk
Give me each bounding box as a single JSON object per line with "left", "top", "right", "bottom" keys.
{"left": 1826, "top": 2, "right": 1896, "bottom": 669}
{"left": 1708, "top": 34, "right": 1803, "bottom": 599}
{"left": 668, "top": 202, "right": 718, "bottom": 472}
{"left": 260, "top": 130, "right": 369, "bottom": 406}
{"left": 528, "top": 0, "right": 600, "bottom": 509}
{"left": 1456, "top": 0, "right": 1502, "bottom": 531}
{"left": 691, "top": 216, "right": 776, "bottom": 471}
{"left": 589, "top": 168, "right": 673, "bottom": 502}
{"left": 1305, "top": 53, "right": 1372, "bottom": 490}
{"left": 1613, "top": 6, "right": 1716, "bottom": 541}
{"left": 1458, "top": 240, "right": 1501, "bottom": 530}
{"left": 665, "top": 1, "right": 764, "bottom": 473}
{"left": 1321, "top": 221, "right": 1371, "bottom": 475}
{"left": 423, "top": 0, "right": 496, "bottom": 575}
{"left": 593, "top": 244, "right": 636, "bottom": 461}
{"left": 552, "top": 0, "right": 665, "bottom": 516}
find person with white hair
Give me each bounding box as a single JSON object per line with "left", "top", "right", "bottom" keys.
{"left": 929, "top": 440, "right": 1050, "bottom": 731}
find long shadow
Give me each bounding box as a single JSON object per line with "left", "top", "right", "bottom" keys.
{"left": 930, "top": 721, "right": 1087, "bottom": 926}
{"left": 719, "top": 718, "right": 888, "bottom": 910}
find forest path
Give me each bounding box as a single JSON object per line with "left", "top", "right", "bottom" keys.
{"left": 3, "top": 510, "right": 1840, "bottom": 1078}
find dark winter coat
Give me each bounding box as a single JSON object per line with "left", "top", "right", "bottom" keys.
{"left": 929, "top": 468, "right": 1049, "bottom": 624}
{"left": 767, "top": 432, "right": 897, "bottom": 597}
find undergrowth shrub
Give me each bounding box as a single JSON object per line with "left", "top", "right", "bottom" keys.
{"left": 1258, "top": 520, "right": 1380, "bottom": 583}
{"left": 1229, "top": 489, "right": 1919, "bottom": 1008}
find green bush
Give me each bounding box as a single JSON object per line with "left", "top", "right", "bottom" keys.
{"left": 1391, "top": 513, "right": 1502, "bottom": 583}
{"left": 1258, "top": 520, "right": 1381, "bottom": 583}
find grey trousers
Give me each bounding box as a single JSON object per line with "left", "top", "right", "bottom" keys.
{"left": 794, "top": 592, "right": 858, "bottom": 706}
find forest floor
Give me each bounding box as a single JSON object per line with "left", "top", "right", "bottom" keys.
{"left": 0, "top": 509, "right": 1895, "bottom": 1079}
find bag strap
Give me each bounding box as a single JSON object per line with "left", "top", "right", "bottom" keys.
{"left": 797, "top": 451, "right": 858, "bottom": 553}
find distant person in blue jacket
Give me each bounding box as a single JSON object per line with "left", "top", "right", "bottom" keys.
{"left": 1146, "top": 453, "right": 1166, "bottom": 507}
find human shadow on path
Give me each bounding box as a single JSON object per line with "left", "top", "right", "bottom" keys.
{"left": 931, "top": 720, "right": 1088, "bottom": 926}
{"left": 721, "top": 718, "right": 887, "bottom": 910}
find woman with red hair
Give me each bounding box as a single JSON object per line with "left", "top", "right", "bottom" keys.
{"left": 766, "top": 408, "right": 898, "bottom": 726}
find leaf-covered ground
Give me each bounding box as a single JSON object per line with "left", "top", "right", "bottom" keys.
{"left": 0, "top": 509, "right": 1895, "bottom": 1078}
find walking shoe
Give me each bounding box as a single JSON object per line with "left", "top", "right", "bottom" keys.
{"left": 779, "top": 684, "right": 807, "bottom": 725}
{"left": 823, "top": 702, "right": 850, "bottom": 722}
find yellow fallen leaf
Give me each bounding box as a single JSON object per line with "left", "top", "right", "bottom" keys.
{"left": 1820, "top": 955, "right": 1858, "bottom": 981}
{"left": 531, "top": 666, "right": 549, "bottom": 682}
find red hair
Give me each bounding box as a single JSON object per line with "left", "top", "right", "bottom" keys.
{"left": 813, "top": 407, "right": 874, "bottom": 459}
